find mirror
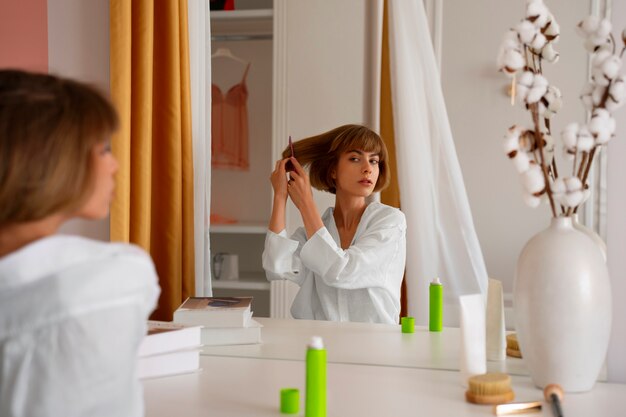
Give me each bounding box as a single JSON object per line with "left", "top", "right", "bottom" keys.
{"left": 209, "top": 1, "right": 607, "bottom": 325}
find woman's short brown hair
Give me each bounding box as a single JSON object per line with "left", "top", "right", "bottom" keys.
{"left": 0, "top": 70, "right": 118, "bottom": 226}
{"left": 282, "top": 124, "right": 390, "bottom": 194}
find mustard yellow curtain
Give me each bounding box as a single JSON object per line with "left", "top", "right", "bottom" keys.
{"left": 380, "top": 0, "right": 406, "bottom": 319}
{"left": 109, "top": 0, "right": 195, "bottom": 321}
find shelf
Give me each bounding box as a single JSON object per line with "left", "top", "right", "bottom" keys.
{"left": 210, "top": 9, "right": 273, "bottom": 38}
{"left": 211, "top": 271, "right": 270, "bottom": 291}
{"left": 210, "top": 9, "right": 273, "bottom": 20}
{"left": 209, "top": 222, "right": 267, "bottom": 234}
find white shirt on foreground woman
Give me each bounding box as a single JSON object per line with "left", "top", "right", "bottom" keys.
{"left": 0, "top": 235, "right": 160, "bottom": 417}
{"left": 263, "top": 202, "right": 406, "bottom": 324}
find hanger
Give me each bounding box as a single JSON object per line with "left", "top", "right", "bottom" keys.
{"left": 211, "top": 47, "right": 249, "bottom": 65}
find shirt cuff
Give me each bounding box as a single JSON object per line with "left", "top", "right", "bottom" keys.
{"left": 299, "top": 227, "right": 343, "bottom": 278}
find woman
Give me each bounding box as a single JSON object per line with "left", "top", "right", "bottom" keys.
{"left": 0, "top": 70, "right": 160, "bottom": 417}
{"left": 262, "top": 124, "right": 406, "bottom": 324}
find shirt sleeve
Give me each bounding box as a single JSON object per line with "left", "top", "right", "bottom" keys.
{"left": 299, "top": 209, "right": 406, "bottom": 290}
{"left": 262, "top": 228, "right": 308, "bottom": 286}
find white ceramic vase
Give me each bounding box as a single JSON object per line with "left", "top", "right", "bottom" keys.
{"left": 514, "top": 217, "right": 612, "bottom": 392}
{"left": 572, "top": 213, "right": 607, "bottom": 261}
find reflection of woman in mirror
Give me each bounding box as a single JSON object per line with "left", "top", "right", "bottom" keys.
{"left": 263, "top": 124, "right": 406, "bottom": 324}
{"left": 0, "top": 70, "right": 159, "bottom": 415}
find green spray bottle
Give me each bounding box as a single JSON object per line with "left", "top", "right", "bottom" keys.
{"left": 305, "top": 336, "right": 326, "bottom": 417}
{"left": 429, "top": 277, "right": 443, "bottom": 332}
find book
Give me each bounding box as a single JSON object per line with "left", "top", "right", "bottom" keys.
{"left": 173, "top": 296, "right": 253, "bottom": 328}
{"left": 138, "top": 321, "right": 203, "bottom": 357}
{"left": 202, "top": 318, "right": 263, "bottom": 346}
{"left": 137, "top": 348, "right": 200, "bottom": 379}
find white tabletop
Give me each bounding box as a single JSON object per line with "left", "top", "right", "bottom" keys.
{"left": 143, "top": 355, "right": 624, "bottom": 417}
{"left": 201, "top": 317, "right": 530, "bottom": 376}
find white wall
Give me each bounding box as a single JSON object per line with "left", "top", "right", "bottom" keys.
{"left": 440, "top": 0, "right": 590, "bottom": 295}
{"left": 47, "top": 0, "right": 111, "bottom": 241}
{"left": 607, "top": 0, "right": 626, "bottom": 384}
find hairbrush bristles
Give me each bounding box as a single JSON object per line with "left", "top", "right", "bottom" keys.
{"left": 465, "top": 373, "right": 515, "bottom": 405}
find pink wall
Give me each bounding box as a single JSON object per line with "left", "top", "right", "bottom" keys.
{"left": 0, "top": 0, "right": 48, "bottom": 71}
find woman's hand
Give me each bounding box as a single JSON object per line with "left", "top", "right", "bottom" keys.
{"left": 286, "top": 157, "right": 314, "bottom": 211}
{"left": 270, "top": 158, "right": 290, "bottom": 202}
{"left": 287, "top": 157, "right": 324, "bottom": 238}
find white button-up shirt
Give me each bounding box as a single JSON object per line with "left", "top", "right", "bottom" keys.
{"left": 0, "top": 235, "right": 160, "bottom": 417}
{"left": 263, "top": 202, "right": 406, "bottom": 324}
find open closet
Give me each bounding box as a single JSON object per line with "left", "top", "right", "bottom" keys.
{"left": 209, "top": 2, "right": 273, "bottom": 317}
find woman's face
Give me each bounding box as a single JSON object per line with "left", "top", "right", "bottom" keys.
{"left": 333, "top": 149, "right": 380, "bottom": 197}
{"left": 77, "top": 142, "right": 119, "bottom": 220}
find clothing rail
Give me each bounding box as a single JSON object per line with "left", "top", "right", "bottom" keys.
{"left": 211, "top": 34, "right": 273, "bottom": 42}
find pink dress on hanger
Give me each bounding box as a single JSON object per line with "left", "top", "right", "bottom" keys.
{"left": 211, "top": 63, "right": 250, "bottom": 170}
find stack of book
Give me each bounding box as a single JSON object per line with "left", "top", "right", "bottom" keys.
{"left": 137, "top": 321, "right": 202, "bottom": 379}
{"left": 173, "top": 296, "right": 262, "bottom": 346}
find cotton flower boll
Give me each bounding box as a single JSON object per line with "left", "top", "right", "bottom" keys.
{"left": 592, "top": 84, "right": 605, "bottom": 106}
{"left": 607, "top": 76, "right": 626, "bottom": 110}
{"left": 541, "top": 43, "right": 559, "bottom": 63}
{"left": 544, "top": 18, "right": 560, "bottom": 42}
{"left": 596, "top": 19, "right": 613, "bottom": 39}
{"left": 576, "top": 127, "right": 595, "bottom": 152}
{"left": 592, "top": 50, "right": 611, "bottom": 68}
{"left": 521, "top": 164, "right": 545, "bottom": 194}
{"left": 517, "top": 20, "right": 538, "bottom": 45}
{"left": 499, "top": 49, "right": 526, "bottom": 75}
{"left": 519, "top": 130, "right": 536, "bottom": 152}
{"left": 610, "top": 76, "right": 625, "bottom": 99}
{"left": 552, "top": 177, "right": 585, "bottom": 208}
{"left": 526, "top": 1, "right": 549, "bottom": 28}
{"left": 523, "top": 192, "right": 542, "bottom": 208}
{"left": 526, "top": 74, "right": 548, "bottom": 104}
{"left": 530, "top": 33, "right": 547, "bottom": 50}
{"left": 551, "top": 178, "right": 566, "bottom": 205}
{"left": 577, "top": 16, "right": 600, "bottom": 37}
{"left": 497, "top": 31, "right": 524, "bottom": 75}
{"left": 591, "top": 50, "right": 611, "bottom": 85}
{"left": 589, "top": 110, "right": 616, "bottom": 145}
{"left": 591, "top": 108, "right": 614, "bottom": 128}
{"left": 565, "top": 190, "right": 584, "bottom": 208}
{"left": 561, "top": 123, "right": 579, "bottom": 152}
{"left": 564, "top": 177, "right": 584, "bottom": 207}
{"left": 602, "top": 56, "right": 622, "bottom": 81}
{"left": 593, "top": 126, "right": 612, "bottom": 145}
{"left": 605, "top": 98, "right": 624, "bottom": 112}
{"left": 592, "top": 65, "right": 611, "bottom": 86}
{"left": 517, "top": 71, "right": 535, "bottom": 102}
{"left": 544, "top": 86, "right": 562, "bottom": 113}
{"left": 503, "top": 128, "right": 522, "bottom": 155}
{"left": 512, "top": 151, "right": 532, "bottom": 173}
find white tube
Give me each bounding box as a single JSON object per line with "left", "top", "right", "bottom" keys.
{"left": 459, "top": 294, "right": 486, "bottom": 386}
{"left": 486, "top": 279, "right": 506, "bottom": 361}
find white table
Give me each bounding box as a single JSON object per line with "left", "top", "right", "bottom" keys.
{"left": 143, "top": 355, "right": 624, "bottom": 416}
{"left": 201, "top": 317, "right": 530, "bottom": 375}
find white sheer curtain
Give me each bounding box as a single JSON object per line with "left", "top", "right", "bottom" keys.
{"left": 387, "top": 0, "right": 488, "bottom": 325}
{"left": 188, "top": 0, "right": 212, "bottom": 296}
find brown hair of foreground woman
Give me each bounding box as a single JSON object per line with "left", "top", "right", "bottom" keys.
{"left": 0, "top": 69, "right": 118, "bottom": 227}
